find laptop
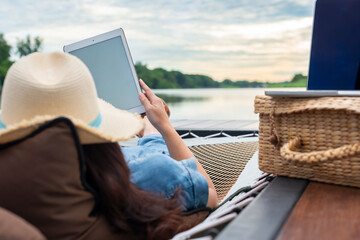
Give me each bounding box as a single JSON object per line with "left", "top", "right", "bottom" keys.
{"left": 63, "top": 28, "right": 145, "bottom": 114}
{"left": 265, "top": 0, "right": 360, "bottom": 97}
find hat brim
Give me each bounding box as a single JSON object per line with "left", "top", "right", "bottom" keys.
{"left": 0, "top": 99, "right": 144, "bottom": 144}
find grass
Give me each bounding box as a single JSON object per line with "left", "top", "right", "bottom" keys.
{"left": 266, "top": 78, "right": 307, "bottom": 88}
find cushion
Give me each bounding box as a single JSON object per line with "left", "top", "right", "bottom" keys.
{"left": 0, "top": 118, "right": 126, "bottom": 240}
{"left": 0, "top": 207, "right": 46, "bottom": 240}
{"left": 0, "top": 117, "right": 210, "bottom": 239}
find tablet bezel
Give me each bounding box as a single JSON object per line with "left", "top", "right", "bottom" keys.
{"left": 63, "top": 28, "right": 145, "bottom": 114}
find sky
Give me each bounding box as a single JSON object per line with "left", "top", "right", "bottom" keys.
{"left": 0, "top": 0, "right": 316, "bottom": 82}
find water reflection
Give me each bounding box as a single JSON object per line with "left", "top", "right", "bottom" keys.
{"left": 156, "top": 94, "right": 208, "bottom": 104}
{"left": 153, "top": 88, "right": 303, "bottom": 120}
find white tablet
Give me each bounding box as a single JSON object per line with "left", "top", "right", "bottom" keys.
{"left": 63, "top": 28, "right": 145, "bottom": 114}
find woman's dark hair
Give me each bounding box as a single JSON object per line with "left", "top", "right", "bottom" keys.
{"left": 83, "top": 142, "right": 184, "bottom": 240}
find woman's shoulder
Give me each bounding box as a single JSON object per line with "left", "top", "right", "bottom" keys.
{"left": 129, "top": 153, "right": 196, "bottom": 176}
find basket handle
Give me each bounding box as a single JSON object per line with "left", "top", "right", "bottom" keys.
{"left": 280, "top": 137, "right": 360, "bottom": 163}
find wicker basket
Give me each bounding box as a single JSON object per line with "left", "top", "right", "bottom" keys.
{"left": 254, "top": 95, "right": 360, "bottom": 187}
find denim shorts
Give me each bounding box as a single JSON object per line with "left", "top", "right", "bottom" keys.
{"left": 121, "top": 134, "right": 209, "bottom": 210}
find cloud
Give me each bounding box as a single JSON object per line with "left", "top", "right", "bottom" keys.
{"left": 207, "top": 17, "right": 312, "bottom": 39}
{"left": 0, "top": 0, "right": 316, "bottom": 82}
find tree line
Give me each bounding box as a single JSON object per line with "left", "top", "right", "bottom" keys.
{"left": 135, "top": 62, "right": 272, "bottom": 89}
{"left": 0, "top": 33, "right": 43, "bottom": 89}
{"left": 135, "top": 62, "right": 306, "bottom": 89}
{"left": 0, "top": 32, "right": 307, "bottom": 90}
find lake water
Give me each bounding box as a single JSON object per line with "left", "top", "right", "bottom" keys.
{"left": 154, "top": 88, "right": 304, "bottom": 120}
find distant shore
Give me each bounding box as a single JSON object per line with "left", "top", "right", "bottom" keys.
{"left": 135, "top": 62, "right": 307, "bottom": 89}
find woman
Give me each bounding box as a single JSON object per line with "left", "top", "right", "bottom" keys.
{"left": 83, "top": 80, "right": 218, "bottom": 239}
{"left": 0, "top": 52, "right": 217, "bottom": 239}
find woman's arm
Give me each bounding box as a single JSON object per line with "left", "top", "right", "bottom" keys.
{"left": 138, "top": 79, "right": 218, "bottom": 208}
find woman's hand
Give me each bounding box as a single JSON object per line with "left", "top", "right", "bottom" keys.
{"left": 138, "top": 79, "right": 171, "bottom": 134}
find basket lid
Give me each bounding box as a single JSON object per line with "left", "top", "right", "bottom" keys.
{"left": 254, "top": 95, "right": 360, "bottom": 114}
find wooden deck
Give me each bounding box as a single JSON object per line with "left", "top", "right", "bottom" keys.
{"left": 119, "top": 119, "right": 259, "bottom": 146}
{"left": 217, "top": 178, "right": 360, "bottom": 240}
{"left": 170, "top": 119, "right": 259, "bottom": 137}
{"left": 170, "top": 119, "right": 259, "bottom": 131}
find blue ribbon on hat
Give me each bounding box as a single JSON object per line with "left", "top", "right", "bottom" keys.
{"left": 0, "top": 113, "right": 103, "bottom": 129}
{"left": 88, "top": 113, "right": 103, "bottom": 128}
{"left": 0, "top": 119, "right": 6, "bottom": 129}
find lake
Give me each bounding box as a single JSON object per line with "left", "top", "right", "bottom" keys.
{"left": 154, "top": 88, "right": 304, "bottom": 121}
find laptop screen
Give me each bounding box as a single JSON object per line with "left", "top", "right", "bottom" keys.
{"left": 307, "top": 0, "right": 360, "bottom": 90}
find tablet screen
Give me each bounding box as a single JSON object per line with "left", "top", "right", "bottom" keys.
{"left": 69, "top": 36, "right": 142, "bottom": 111}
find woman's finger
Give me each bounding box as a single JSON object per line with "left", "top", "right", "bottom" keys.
{"left": 139, "top": 92, "right": 151, "bottom": 109}
{"left": 139, "top": 79, "right": 156, "bottom": 100}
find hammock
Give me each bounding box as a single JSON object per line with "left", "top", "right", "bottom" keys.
{"left": 122, "top": 132, "right": 271, "bottom": 239}
{"left": 189, "top": 140, "right": 259, "bottom": 202}
{"left": 173, "top": 135, "right": 273, "bottom": 240}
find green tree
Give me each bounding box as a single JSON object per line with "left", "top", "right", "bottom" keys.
{"left": 135, "top": 62, "right": 155, "bottom": 88}
{"left": 291, "top": 73, "right": 306, "bottom": 82}
{"left": 173, "top": 71, "right": 187, "bottom": 87}
{"left": 16, "top": 35, "right": 43, "bottom": 57}
{"left": 0, "top": 33, "right": 13, "bottom": 89}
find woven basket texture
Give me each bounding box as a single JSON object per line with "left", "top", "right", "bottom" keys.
{"left": 189, "top": 141, "right": 258, "bottom": 202}
{"left": 254, "top": 95, "right": 360, "bottom": 187}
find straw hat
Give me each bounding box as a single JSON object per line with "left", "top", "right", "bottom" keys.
{"left": 0, "top": 52, "right": 143, "bottom": 144}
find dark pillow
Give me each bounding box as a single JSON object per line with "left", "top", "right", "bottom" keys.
{"left": 0, "top": 207, "right": 46, "bottom": 240}
{"left": 0, "top": 118, "right": 126, "bottom": 240}
{"left": 0, "top": 117, "right": 210, "bottom": 239}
